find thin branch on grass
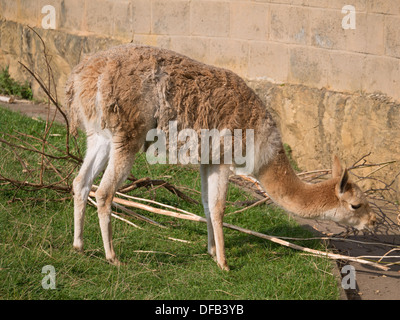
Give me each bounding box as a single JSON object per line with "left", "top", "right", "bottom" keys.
{"left": 226, "top": 197, "right": 270, "bottom": 216}
{"left": 132, "top": 250, "right": 176, "bottom": 257}
{"left": 92, "top": 192, "right": 392, "bottom": 271}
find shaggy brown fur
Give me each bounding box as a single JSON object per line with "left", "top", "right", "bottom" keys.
{"left": 65, "top": 44, "right": 269, "bottom": 156}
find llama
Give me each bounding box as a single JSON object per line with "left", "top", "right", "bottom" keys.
{"left": 66, "top": 44, "right": 376, "bottom": 270}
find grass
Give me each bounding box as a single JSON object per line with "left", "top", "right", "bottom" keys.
{"left": 0, "top": 106, "right": 341, "bottom": 300}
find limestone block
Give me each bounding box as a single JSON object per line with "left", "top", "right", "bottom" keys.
{"left": 309, "top": 0, "right": 366, "bottom": 12}
{"left": 208, "top": 38, "right": 249, "bottom": 76}
{"left": 17, "top": 0, "right": 39, "bottom": 26}
{"left": 157, "top": 35, "right": 209, "bottom": 63}
{"left": 230, "top": 2, "right": 269, "bottom": 41}
{"left": 328, "top": 0, "right": 367, "bottom": 12}
{"left": 309, "top": 7, "right": 346, "bottom": 50}
{"left": 191, "top": 1, "right": 229, "bottom": 37}
{"left": 344, "top": 12, "right": 384, "bottom": 55}
{"left": 363, "top": 55, "right": 400, "bottom": 102}
{"left": 385, "top": 15, "right": 400, "bottom": 59}
{"left": 308, "top": 0, "right": 331, "bottom": 8}
{"left": 268, "top": 0, "right": 307, "bottom": 5}
{"left": 132, "top": 0, "right": 151, "bottom": 34}
{"left": 85, "top": 0, "right": 114, "bottom": 36}
{"left": 288, "top": 46, "right": 329, "bottom": 88}
{"left": 132, "top": 34, "right": 158, "bottom": 47}
{"left": 0, "top": 20, "right": 21, "bottom": 57}
{"left": 270, "top": 4, "right": 309, "bottom": 45}
{"left": 328, "top": 51, "right": 364, "bottom": 93}
{"left": 367, "top": 0, "right": 400, "bottom": 15}
{"left": 0, "top": 0, "right": 18, "bottom": 21}
{"left": 248, "top": 41, "right": 289, "bottom": 82}
{"left": 59, "top": 0, "right": 85, "bottom": 32}
{"left": 113, "top": 0, "right": 133, "bottom": 40}
{"left": 152, "top": 0, "right": 190, "bottom": 35}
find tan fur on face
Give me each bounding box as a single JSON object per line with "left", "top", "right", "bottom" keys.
{"left": 257, "top": 151, "right": 376, "bottom": 230}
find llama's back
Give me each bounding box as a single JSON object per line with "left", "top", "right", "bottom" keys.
{"left": 66, "top": 44, "right": 275, "bottom": 132}
{"left": 64, "top": 44, "right": 282, "bottom": 170}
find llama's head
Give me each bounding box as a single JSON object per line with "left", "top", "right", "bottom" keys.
{"left": 329, "top": 156, "right": 376, "bottom": 231}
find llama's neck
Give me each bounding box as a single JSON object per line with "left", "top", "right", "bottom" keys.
{"left": 256, "top": 148, "right": 340, "bottom": 219}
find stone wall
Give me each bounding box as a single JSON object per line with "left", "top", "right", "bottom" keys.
{"left": 0, "top": 0, "right": 399, "bottom": 195}
{"left": 2, "top": 0, "right": 400, "bottom": 100}
{"left": 250, "top": 81, "right": 400, "bottom": 196}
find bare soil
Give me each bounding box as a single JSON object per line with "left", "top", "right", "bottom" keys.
{"left": 293, "top": 208, "right": 400, "bottom": 300}
{"left": 1, "top": 101, "right": 399, "bottom": 300}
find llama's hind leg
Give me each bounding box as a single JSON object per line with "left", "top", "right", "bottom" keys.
{"left": 95, "top": 144, "right": 136, "bottom": 266}
{"left": 203, "top": 164, "right": 230, "bottom": 271}
{"left": 73, "top": 133, "right": 110, "bottom": 252}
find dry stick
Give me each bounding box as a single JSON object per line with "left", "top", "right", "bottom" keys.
{"left": 118, "top": 177, "right": 151, "bottom": 193}
{"left": 226, "top": 197, "right": 270, "bottom": 216}
{"left": 0, "top": 160, "right": 78, "bottom": 192}
{"left": 14, "top": 130, "right": 69, "bottom": 156}
{"left": 111, "top": 201, "right": 166, "bottom": 228}
{"left": 276, "top": 235, "right": 400, "bottom": 248}
{"left": 122, "top": 177, "right": 199, "bottom": 204}
{"left": 0, "top": 137, "right": 74, "bottom": 162}
{"left": 132, "top": 250, "right": 176, "bottom": 257}
{"left": 92, "top": 184, "right": 198, "bottom": 219}
{"left": 377, "top": 248, "right": 400, "bottom": 263}
{"left": 87, "top": 197, "right": 141, "bottom": 229}
{"left": 94, "top": 193, "right": 389, "bottom": 271}
{"left": 111, "top": 212, "right": 142, "bottom": 229}
{"left": 222, "top": 223, "right": 389, "bottom": 271}
{"left": 88, "top": 195, "right": 191, "bottom": 243}
{"left": 18, "top": 60, "right": 81, "bottom": 164}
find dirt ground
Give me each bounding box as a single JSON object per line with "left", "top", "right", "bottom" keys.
{"left": 1, "top": 101, "right": 399, "bottom": 300}
{"left": 294, "top": 215, "right": 400, "bottom": 300}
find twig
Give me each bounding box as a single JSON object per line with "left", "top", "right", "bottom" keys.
{"left": 111, "top": 212, "right": 142, "bottom": 229}
{"left": 377, "top": 248, "right": 400, "bottom": 263}
{"left": 113, "top": 187, "right": 199, "bottom": 218}
{"left": 87, "top": 197, "right": 141, "bottom": 229}
{"left": 120, "top": 178, "right": 199, "bottom": 204}
{"left": 111, "top": 201, "right": 166, "bottom": 228}
{"left": 226, "top": 197, "right": 270, "bottom": 216}
{"left": 132, "top": 250, "right": 176, "bottom": 257}
{"left": 17, "top": 27, "right": 82, "bottom": 164}
{"left": 99, "top": 194, "right": 390, "bottom": 271}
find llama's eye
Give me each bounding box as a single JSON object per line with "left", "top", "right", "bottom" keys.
{"left": 351, "top": 204, "right": 362, "bottom": 210}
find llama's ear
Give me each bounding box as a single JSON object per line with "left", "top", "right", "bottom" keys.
{"left": 332, "top": 155, "right": 343, "bottom": 178}
{"left": 338, "top": 168, "right": 349, "bottom": 195}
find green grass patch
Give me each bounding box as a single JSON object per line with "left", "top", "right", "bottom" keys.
{"left": 0, "top": 106, "right": 340, "bottom": 300}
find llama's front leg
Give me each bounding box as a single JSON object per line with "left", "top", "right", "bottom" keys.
{"left": 73, "top": 134, "right": 110, "bottom": 252}
{"left": 206, "top": 164, "right": 230, "bottom": 271}
{"left": 200, "top": 165, "right": 216, "bottom": 258}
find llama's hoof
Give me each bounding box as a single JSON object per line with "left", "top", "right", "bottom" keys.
{"left": 107, "top": 257, "right": 125, "bottom": 267}
{"left": 73, "top": 244, "right": 84, "bottom": 253}
{"left": 218, "top": 262, "right": 230, "bottom": 271}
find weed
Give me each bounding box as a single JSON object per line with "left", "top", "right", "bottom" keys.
{"left": 0, "top": 66, "right": 33, "bottom": 100}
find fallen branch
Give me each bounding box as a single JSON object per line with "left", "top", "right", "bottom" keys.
{"left": 93, "top": 192, "right": 390, "bottom": 271}
{"left": 132, "top": 250, "right": 176, "bottom": 257}
{"left": 0, "top": 95, "right": 15, "bottom": 103}
{"left": 129, "top": 178, "right": 199, "bottom": 205}
{"left": 226, "top": 196, "right": 270, "bottom": 216}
